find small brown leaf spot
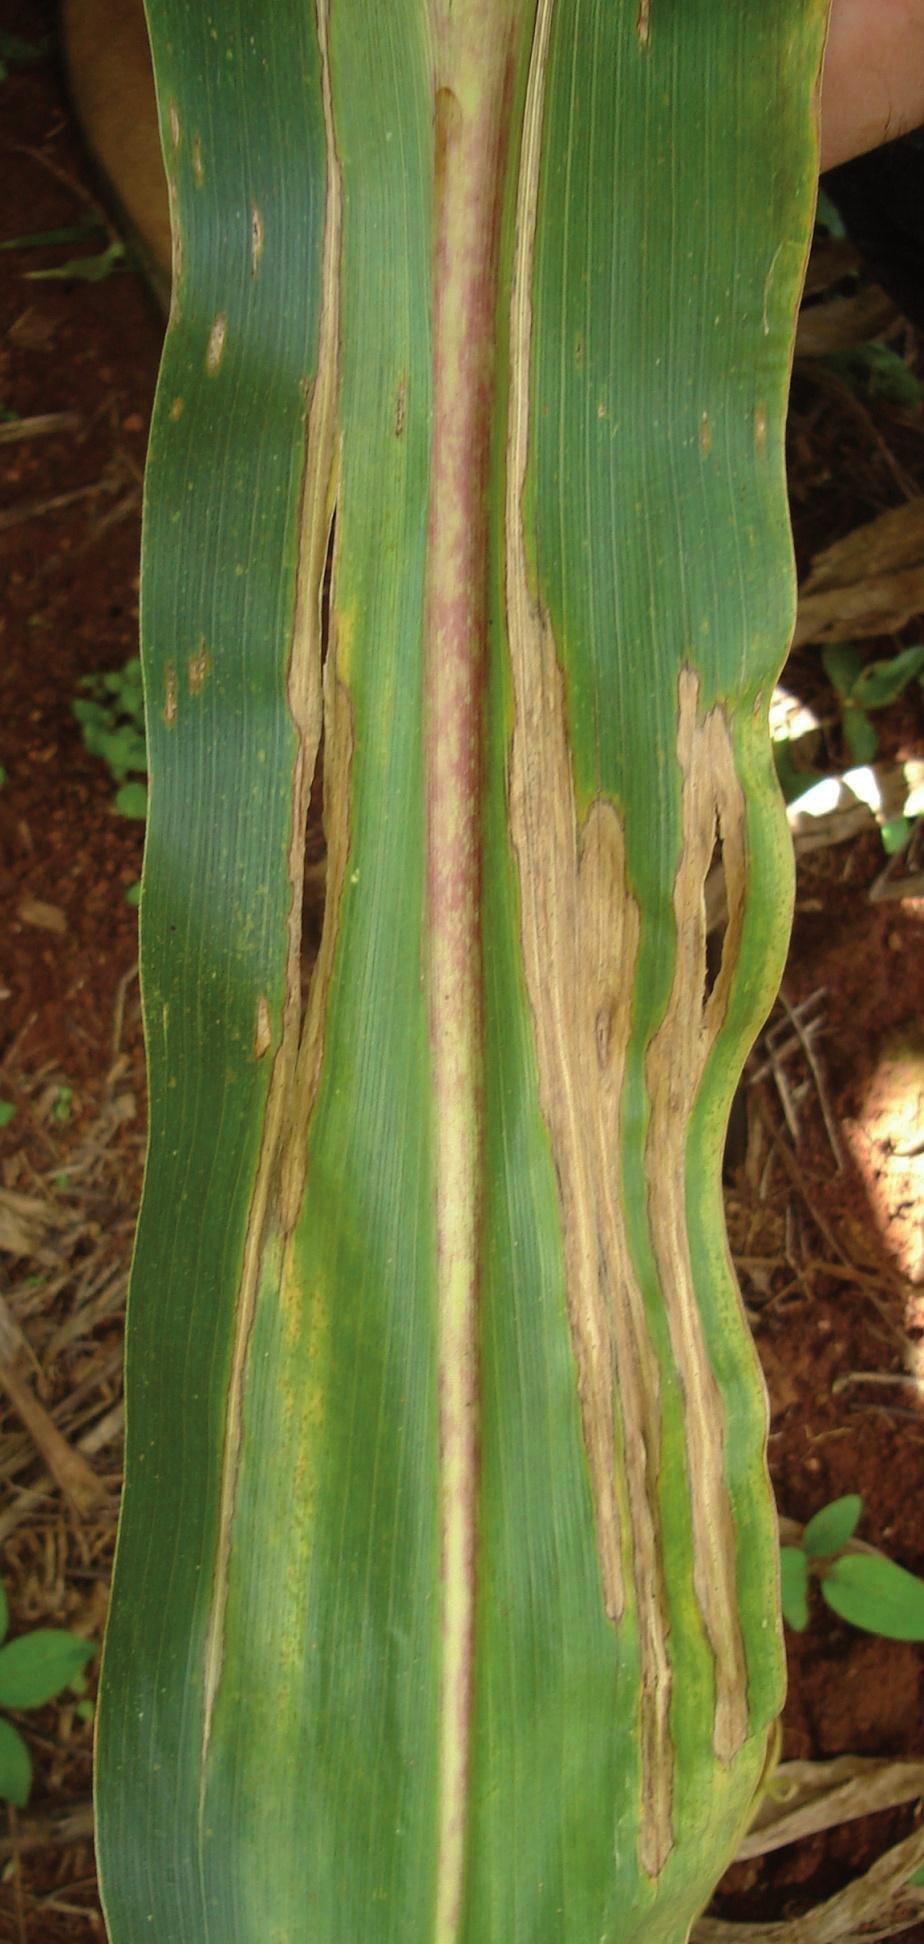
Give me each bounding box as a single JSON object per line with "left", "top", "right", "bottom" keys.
{"left": 206, "top": 314, "right": 227, "bottom": 374}
{"left": 171, "top": 215, "right": 184, "bottom": 291}
{"left": 636, "top": 0, "right": 650, "bottom": 45}
{"left": 699, "top": 411, "right": 712, "bottom": 458}
{"left": 250, "top": 204, "right": 264, "bottom": 276}
{"left": 754, "top": 402, "right": 767, "bottom": 458}
{"left": 163, "top": 663, "right": 177, "bottom": 726}
{"left": 192, "top": 136, "right": 204, "bottom": 186}
{"left": 187, "top": 641, "right": 211, "bottom": 694}
{"left": 169, "top": 395, "right": 184, "bottom": 422}
{"left": 393, "top": 374, "right": 407, "bottom": 438}
{"left": 253, "top": 994, "right": 272, "bottom": 1061}
{"left": 168, "top": 102, "right": 181, "bottom": 153}
{"left": 597, "top": 400, "right": 607, "bottom": 420}
{"left": 574, "top": 333, "right": 583, "bottom": 371}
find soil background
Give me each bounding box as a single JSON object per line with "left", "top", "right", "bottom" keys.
{"left": 1, "top": 3, "right": 923, "bottom": 1937}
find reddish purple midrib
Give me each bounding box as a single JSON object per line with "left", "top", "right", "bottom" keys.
{"left": 422, "top": 29, "right": 516, "bottom": 1941}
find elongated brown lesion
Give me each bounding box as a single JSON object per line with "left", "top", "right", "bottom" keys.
{"left": 645, "top": 667, "right": 750, "bottom": 1768}
{"left": 505, "top": 606, "right": 676, "bottom": 1876}
{"left": 198, "top": 0, "right": 343, "bottom": 1789}
{"left": 504, "top": 0, "right": 674, "bottom": 1879}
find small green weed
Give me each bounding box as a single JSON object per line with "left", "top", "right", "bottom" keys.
{"left": 781, "top": 1494, "right": 924, "bottom": 1641}
{"left": 0, "top": 1580, "right": 95, "bottom": 1807}
{"left": 0, "top": 213, "right": 125, "bottom": 286}
{"left": 822, "top": 640, "right": 924, "bottom": 769}
{"left": 0, "top": 1101, "right": 16, "bottom": 1129}
{"left": 27, "top": 240, "right": 126, "bottom": 286}
{"left": 823, "top": 344, "right": 924, "bottom": 410}
{"left": 73, "top": 657, "right": 147, "bottom": 820}
{"left": 0, "top": 221, "right": 107, "bottom": 255}
{"left": 52, "top": 1085, "right": 73, "bottom": 1125}
{"left": 74, "top": 659, "right": 147, "bottom": 907}
{"left": 0, "top": 29, "right": 52, "bottom": 83}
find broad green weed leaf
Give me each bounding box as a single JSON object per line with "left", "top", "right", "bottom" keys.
{"left": 0, "top": 1631, "right": 95, "bottom": 1709}
{"left": 114, "top": 780, "right": 148, "bottom": 820}
{"left": 0, "top": 1719, "right": 31, "bottom": 1807}
{"left": 822, "top": 1553, "right": 924, "bottom": 1641}
{"left": 780, "top": 1548, "right": 810, "bottom": 1632}
{"left": 803, "top": 1493, "right": 862, "bottom": 1559}
{"left": 881, "top": 815, "right": 911, "bottom": 856}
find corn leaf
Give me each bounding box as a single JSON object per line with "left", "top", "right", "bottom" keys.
{"left": 97, "top": 1, "right": 829, "bottom": 1936}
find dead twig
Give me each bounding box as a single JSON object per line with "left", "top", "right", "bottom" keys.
{"left": 0, "top": 1800, "right": 93, "bottom": 1861}
{"left": 777, "top": 987, "right": 845, "bottom": 1170}
{"left": 5, "top": 1803, "right": 27, "bottom": 1944}
{"left": 0, "top": 412, "right": 81, "bottom": 445}
{"left": 739, "top": 1755, "right": 924, "bottom": 1861}
{"left": 109, "top": 963, "right": 139, "bottom": 1067}
{"left": 800, "top": 364, "right": 921, "bottom": 506}
{"left": 0, "top": 1295, "right": 105, "bottom": 1518}
{"left": 0, "top": 482, "right": 105, "bottom": 534}
{"left": 697, "top": 1822, "right": 924, "bottom": 1939}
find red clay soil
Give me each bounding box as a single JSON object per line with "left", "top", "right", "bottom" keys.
{"left": 1, "top": 4, "right": 923, "bottom": 1937}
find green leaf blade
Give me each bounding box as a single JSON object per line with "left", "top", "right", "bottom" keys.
{"left": 97, "top": 0, "right": 831, "bottom": 1936}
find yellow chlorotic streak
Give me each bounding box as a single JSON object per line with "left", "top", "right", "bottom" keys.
{"left": 645, "top": 668, "right": 750, "bottom": 1767}
{"left": 424, "top": 3, "right": 524, "bottom": 1933}
{"left": 504, "top": 0, "right": 674, "bottom": 1880}
{"left": 198, "top": 0, "right": 341, "bottom": 1817}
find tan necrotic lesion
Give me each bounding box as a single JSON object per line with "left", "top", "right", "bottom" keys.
{"left": 506, "top": 653, "right": 753, "bottom": 1874}
{"left": 505, "top": 607, "right": 674, "bottom": 1875}
{"left": 644, "top": 667, "right": 749, "bottom": 1769}
{"left": 504, "top": 0, "right": 675, "bottom": 1870}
